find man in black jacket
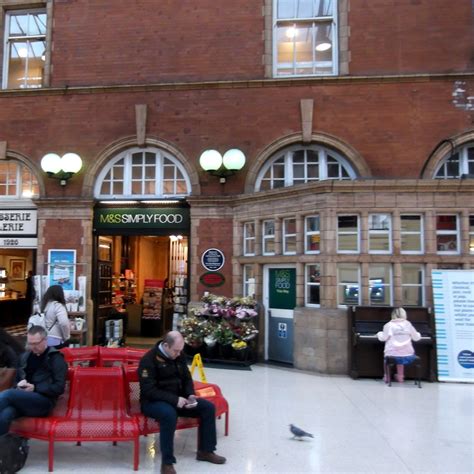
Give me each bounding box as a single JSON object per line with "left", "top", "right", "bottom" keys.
{"left": 139, "top": 330, "right": 226, "bottom": 474}
{"left": 0, "top": 325, "right": 67, "bottom": 435}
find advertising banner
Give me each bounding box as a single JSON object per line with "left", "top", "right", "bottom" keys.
{"left": 432, "top": 270, "right": 474, "bottom": 383}
{"left": 48, "top": 249, "right": 76, "bottom": 291}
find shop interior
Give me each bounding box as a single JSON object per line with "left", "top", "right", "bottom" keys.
{"left": 0, "top": 249, "right": 35, "bottom": 327}
{"left": 96, "top": 234, "right": 188, "bottom": 344}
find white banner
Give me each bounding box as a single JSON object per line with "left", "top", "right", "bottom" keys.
{"left": 0, "top": 237, "right": 38, "bottom": 248}
{"left": 432, "top": 270, "right": 474, "bottom": 383}
{"left": 0, "top": 209, "right": 37, "bottom": 235}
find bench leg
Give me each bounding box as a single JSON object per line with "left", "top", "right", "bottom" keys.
{"left": 48, "top": 438, "right": 54, "bottom": 472}
{"left": 225, "top": 411, "right": 229, "bottom": 436}
{"left": 133, "top": 437, "right": 139, "bottom": 470}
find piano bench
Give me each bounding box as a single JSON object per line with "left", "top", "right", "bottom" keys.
{"left": 384, "top": 356, "right": 422, "bottom": 388}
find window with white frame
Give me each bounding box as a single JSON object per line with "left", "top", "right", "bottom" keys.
{"left": 401, "top": 214, "right": 424, "bottom": 254}
{"left": 274, "top": 0, "right": 337, "bottom": 77}
{"left": 305, "top": 263, "right": 320, "bottom": 306}
{"left": 255, "top": 145, "right": 355, "bottom": 192}
{"left": 305, "top": 215, "right": 320, "bottom": 253}
{"left": 436, "top": 214, "right": 459, "bottom": 254}
{"left": 368, "top": 213, "right": 391, "bottom": 253}
{"left": 282, "top": 218, "right": 296, "bottom": 254}
{"left": 262, "top": 220, "right": 276, "bottom": 255}
{"left": 3, "top": 9, "right": 47, "bottom": 89}
{"left": 243, "top": 264, "right": 256, "bottom": 298}
{"left": 243, "top": 222, "right": 256, "bottom": 256}
{"left": 0, "top": 160, "right": 39, "bottom": 198}
{"left": 337, "top": 215, "right": 359, "bottom": 253}
{"left": 434, "top": 144, "right": 474, "bottom": 178}
{"left": 368, "top": 264, "right": 392, "bottom": 306}
{"left": 337, "top": 263, "right": 359, "bottom": 306}
{"left": 401, "top": 264, "right": 424, "bottom": 307}
{"left": 95, "top": 148, "right": 191, "bottom": 198}
{"left": 470, "top": 215, "right": 474, "bottom": 254}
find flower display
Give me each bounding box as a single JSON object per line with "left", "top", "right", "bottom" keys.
{"left": 183, "top": 293, "right": 259, "bottom": 352}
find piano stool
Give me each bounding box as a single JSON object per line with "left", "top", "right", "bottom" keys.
{"left": 384, "top": 356, "right": 422, "bottom": 388}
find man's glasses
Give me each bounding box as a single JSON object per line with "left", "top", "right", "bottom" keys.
{"left": 27, "top": 337, "right": 46, "bottom": 346}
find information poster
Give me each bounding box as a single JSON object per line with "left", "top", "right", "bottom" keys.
{"left": 432, "top": 270, "right": 474, "bottom": 383}
{"left": 48, "top": 249, "right": 76, "bottom": 291}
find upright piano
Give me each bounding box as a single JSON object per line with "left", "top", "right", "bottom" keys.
{"left": 349, "top": 306, "right": 437, "bottom": 381}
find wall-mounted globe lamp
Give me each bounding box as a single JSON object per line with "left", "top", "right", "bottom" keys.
{"left": 199, "top": 148, "right": 246, "bottom": 183}
{"left": 41, "top": 153, "right": 83, "bottom": 186}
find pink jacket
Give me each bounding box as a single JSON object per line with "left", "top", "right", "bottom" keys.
{"left": 377, "top": 319, "right": 421, "bottom": 357}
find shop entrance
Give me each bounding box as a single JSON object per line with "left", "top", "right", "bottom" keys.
{"left": 264, "top": 265, "right": 296, "bottom": 364}
{"left": 93, "top": 205, "right": 190, "bottom": 345}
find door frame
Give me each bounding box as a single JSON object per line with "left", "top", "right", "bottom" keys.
{"left": 263, "top": 263, "right": 297, "bottom": 361}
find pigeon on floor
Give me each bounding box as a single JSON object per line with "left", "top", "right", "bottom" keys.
{"left": 289, "top": 424, "right": 314, "bottom": 440}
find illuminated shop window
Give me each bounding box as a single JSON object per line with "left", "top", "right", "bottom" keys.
{"left": 0, "top": 161, "right": 39, "bottom": 198}
{"left": 401, "top": 264, "right": 424, "bottom": 307}
{"left": 95, "top": 148, "right": 191, "bottom": 199}
{"left": 2, "top": 9, "right": 47, "bottom": 89}
{"left": 274, "top": 0, "right": 338, "bottom": 77}
{"left": 434, "top": 144, "right": 474, "bottom": 178}
{"left": 256, "top": 145, "right": 354, "bottom": 191}
{"left": 305, "top": 263, "right": 320, "bottom": 306}
{"left": 305, "top": 215, "right": 320, "bottom": 253}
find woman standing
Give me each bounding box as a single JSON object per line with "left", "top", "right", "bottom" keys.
{"left": 40, "top": 285, "right": 70, "bottom": 348}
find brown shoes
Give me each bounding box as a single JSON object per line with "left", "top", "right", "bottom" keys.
{"left": 196, "top": 451, "right": 227, "bottom": 464}
{"left": 161, "top": 464, "right": 176, "bottom": 474}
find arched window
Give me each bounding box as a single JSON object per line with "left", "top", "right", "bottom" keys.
{"left": 95, "top": 147, "right": 192, "bottom": 198}
{"left": 0, "top": 160, "right": 39, "bottom": 199}
{"left": 434, "top": 143, "right": 474, "bottom": 179}
{"left": 255, "top": 145, "right": 355, "bottom": 191}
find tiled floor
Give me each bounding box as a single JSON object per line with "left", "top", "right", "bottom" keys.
{"left": 21, "top": 364, "right": 473, "bottom": 473}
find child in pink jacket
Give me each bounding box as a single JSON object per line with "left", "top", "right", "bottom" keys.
{"left": 377, "top": 307, "right": 421, "bottom": 382}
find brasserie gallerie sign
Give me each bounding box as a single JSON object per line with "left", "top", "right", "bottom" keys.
{"left": 94, "top": 208, "right": 190, "bottom": 230}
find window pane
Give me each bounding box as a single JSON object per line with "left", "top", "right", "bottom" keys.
{"left": 436, "top": 215, "right": 457, "bottom": 230}
{"left": 306, "top": 216, "right": 319, "bottom": 232}
{"left": 402, "top": 265, "right": 422, "bottom": 285}
{"left": 369, "top": 234, "right": 390, "bottom": 252}
{"left": 402, "top": 287, "right": 423, "bottom": 307}
{"left": 338, "top": 215, "right": 358, "bottom": 231}
{"left": 369, "top": 214, "right": 390, "bottom": 230}
{"left": 402, "top": 234, "right": 422, "bottom": 252}
{"left": 401, "top": 215, "right": 421, "bottom": 232}
{"left": 264, "top": 221, "right": 275, "bottom": 235}
{"left": 338, "top": 264, "right": 359, "bottom": 305}
{"left": 284, "top": 219, "right": 296, "bottom": 234}
{"left": 437, "top": 235, "right": 458, "bottom": 252}
{"left": 264, "top": 240, "right": 275, "bottom": 254}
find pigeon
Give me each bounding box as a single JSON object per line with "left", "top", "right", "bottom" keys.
{"left": 289, "top": 424, "right": 314, "bottom": 440}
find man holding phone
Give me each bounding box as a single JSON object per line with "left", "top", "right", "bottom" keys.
{"left": 0, "top": 325, "right": 67, "bottom": 435}
{"left": 139, "top": 331, "right": 225, "bottom": 474}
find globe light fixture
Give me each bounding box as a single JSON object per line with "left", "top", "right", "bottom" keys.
{"left": 199, "top": 148, "right": 246, "bottom": 183}
{"left": 41, "top": 152, "right": 83, "bottom": 186}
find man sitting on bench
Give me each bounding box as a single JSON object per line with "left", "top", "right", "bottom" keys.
{"left": 0, "top": 325, "right": 67, "bottom": 435}
{"left": 138, "top": 330, "right": 226, "bottom": 474}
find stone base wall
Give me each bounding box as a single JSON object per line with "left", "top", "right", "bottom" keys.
{"left": 294, "top": 307, "right": 348, "bottom": 374}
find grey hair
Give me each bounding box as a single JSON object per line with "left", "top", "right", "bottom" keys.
{"left": 391, "top": 307, "right": 407, "bottom": 320}
{"left": 28, "top": 325, "right": 48, "bottom": 338}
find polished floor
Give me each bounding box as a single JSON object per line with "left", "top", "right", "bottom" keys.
{"left": 21, "top": 364, "right": 473, "bottom": 473}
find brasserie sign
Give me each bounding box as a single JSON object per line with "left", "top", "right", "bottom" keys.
{"left": 94, "top": 208, "right": 190, "bottom": 230}
{"left": 0, "top": 209, "right": 37, "bottom": 235}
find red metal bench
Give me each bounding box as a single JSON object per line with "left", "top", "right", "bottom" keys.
{"left": 10, "top": 347, "right": 229, "bottom": 471}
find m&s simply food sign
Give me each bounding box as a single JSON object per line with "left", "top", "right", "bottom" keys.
{"left": 94, "top": 208, "right": 190, "bottom": 230}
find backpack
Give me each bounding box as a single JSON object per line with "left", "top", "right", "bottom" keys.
{"left": 27, "top": 312, "right": 46, "bottom": 330}
{"left": 0, "top": 434, "right": 29, "bottom": 473}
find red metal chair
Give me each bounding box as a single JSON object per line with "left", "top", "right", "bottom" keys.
{"left": 50, "top": 366, "right": 140, "bottom": 471}
{"left": 98, "top": 346, "right": 146, "bottom": 367}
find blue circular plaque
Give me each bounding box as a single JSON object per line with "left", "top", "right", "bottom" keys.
{"left": 201, "top": 248, "right": 225, "bottom": 272}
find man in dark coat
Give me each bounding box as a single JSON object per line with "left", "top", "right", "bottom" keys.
{"left": 139, "top": 330, "right": 226, "bottom": 474}
{"left": 0, "top": 325, "right": 67, "bottom": 435}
